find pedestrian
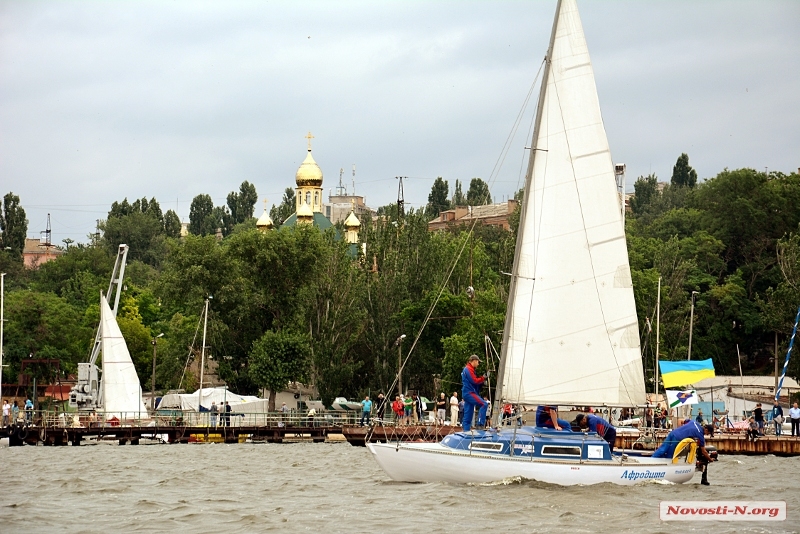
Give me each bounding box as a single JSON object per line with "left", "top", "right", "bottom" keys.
{"left": 25, "top": 397, "right": 34, "bottom": 424}
{"left": 436, "top": 393, "right": 447, "bottom": 424}
{"left": 482, "top": 396, "right": 492, "bottom": 427}
{"left": 360, "top": 396, "right": 372, "bottom": 427}
{"left": 210, "top": 401, "right": 218, "bottom": 429}
{"left": 2, "top": 400, "right": 9, "bottom": 427}
{"left": 645, "top": 406, "right": 653, "bottom": 428}
{"left": 392, "top": 395, "right": 404, "bottom": 424}
{"left": 376, "top": 393, "right": 386, "bottom": 420}
{"left": 746, "top": 416, "right": 759, "bottom": 441}
{"left": 415, "top": 394, "right": 426, "bottom": 424}
{"left": 754, "top": 403, "right": 764, "bottom": 435}
{"left": 695, "top": 410, "right": 704, "bottom": 425}
{"left": 403, "top": 394, "right": 413, "bottom": 425}
{"left": 789, "top": 402, "right": 800, "bottom": 437}
{"left": 224, "top": 401, "right": 232, "bottom": 427}
{"left": 11, "top": 400, "right": 20, "bottom": 424}
{"left": 772, "top": 401, "right": 784, "bottom": 436}
{"left": 280, "top": 402, "right": 289, "bottom": 428}
{"left": 449, "top": 392, "right": 459, "bottom": 426}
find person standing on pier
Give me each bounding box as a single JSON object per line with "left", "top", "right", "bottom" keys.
{"left": 376, "top": 393, "right": 386, "bottom": 421}
{"left": 772, "top": 401, "right": 784, "bottom": 436}
{"left": 2, "top": 400, "right": 9, "bottom": 427}
{"left": 392, "top": 395, "right": 403, "bottom": 424}
{"left": 790, "top": 402, "right": 800, "bottom": 437}
{"left": 25, "top": 398, "right": 33, "bottom": 424}
{"left": 224, "top": 401, "right": 232, "bottom": 427}
{"left": 461, "top": 355, "right": 487, "bottom": 431}
{"left": 436, "top": 393, "right": 446, "bottom": 424}
{"left": 754, "top": 403, "right": 764, "bottom": 435}
{"left": 210, "top": 402, "right": 218, "bottom": 429}
{"left": 449, "top": 392, "right": 459, "bottom": 426}
{"left": 360, "top": 396, "right": 372, "bottom": 427}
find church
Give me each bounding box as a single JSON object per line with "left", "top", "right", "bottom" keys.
{"left": 256, "top": 133, "right": 367, "bottom": 251}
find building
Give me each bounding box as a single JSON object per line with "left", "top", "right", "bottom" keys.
{"left": 325, "top": 195, "right": 377, "bottom": 225}
{"left": 427, "top": 200, "right": 519, "bottom": 232}
{"left": 22, "top": 238, "right": 63, "bottom": 268}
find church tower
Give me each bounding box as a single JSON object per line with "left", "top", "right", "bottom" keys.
{"left": 295, "top": 132, "right": 324, "bottom": 215}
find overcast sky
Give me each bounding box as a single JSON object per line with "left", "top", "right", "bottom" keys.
{"left": 1, "top": 0, "right": 798, "bottom": 244}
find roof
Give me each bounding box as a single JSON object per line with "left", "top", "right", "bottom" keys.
{"left": 691, "top": 375, "right": 800, "bottom": 392}
{"left": 295, "top": 150, "right": 323, "bottom": 187}
{"left": 282, "top": 211, "right": 334, "bottom": 231}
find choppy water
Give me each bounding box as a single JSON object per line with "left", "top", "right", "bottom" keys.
{"left": 1, "top": 441, "right": 798, "bottom": 533}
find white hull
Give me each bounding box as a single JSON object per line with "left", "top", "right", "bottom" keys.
{"left": 368, "top": 442, "right": 696, "bottom": 486}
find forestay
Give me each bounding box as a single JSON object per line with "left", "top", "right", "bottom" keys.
{"left": 500, "top": 0, "right": 645, "bottom": 406}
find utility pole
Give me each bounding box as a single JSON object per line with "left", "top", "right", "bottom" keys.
{"left": 654, "top": 277, "right": 661, "bottom": 399}
{"left": 396, "top": 177, "right": 405, "bottom": 220}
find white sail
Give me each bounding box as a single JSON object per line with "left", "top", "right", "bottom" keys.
{"left": 500, "top": 0, "right": 645, "bottom": 406}
{"left": 100, "top": 296, "right": 148, "bottom": 420}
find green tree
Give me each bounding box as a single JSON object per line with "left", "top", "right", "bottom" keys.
{"left": 671, "top": 153, "right": 698, "bottom": 188}
{"left": 630, "top": 174, "right": 659, "bottom": 215}
{"left": 270, "top": 188, "right": 296, "bottom": 225}
{"left": 249, "top": 330, "right": 311, "bottom": 411}
{"left": 188, "top": 194, "right": 216, "bottom": 236}
{"left": 102, "top": 211, "right": 166, "bottom": 265}
{"left": 452, "top": 179, "right": 467, "bottom": 206}
{"left": 425, "top": 177, "right": 451, "bottom": 219}
{"left": 227, "top": 181, "right": 258, "bottom": 226}
{"left": 0, "top": 192, "right": 28, "bottom": 256}
{"left": 466, "top": 178, "right": 492, "bottom": 205}
{"left": 164, "top": 210, "right": 181, "bottom": 238}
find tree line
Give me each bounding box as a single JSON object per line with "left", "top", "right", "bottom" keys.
{"left": 1, "top": 157, "right": 800, "bottom": 409}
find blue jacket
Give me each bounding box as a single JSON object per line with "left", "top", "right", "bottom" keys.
{"left": 585, "top": 414, "right": 614, "bottom": 438}
{"left": 652, "top": 420, "right": 705, "bottom": 458}
{"left": 461, "top": 365, "right": 485, "bottom": 398}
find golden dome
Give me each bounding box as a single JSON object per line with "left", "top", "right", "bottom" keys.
{"left": 296, "top": 201, "right": 314, "bottom": 222}
{"left": 295, "top": 150, "right": 323, "bottom": 187}
{"left": 256, "top": 209, "right": 273, "bottom": 230}
{"left": 344, "top": 211, "right": 361, "bottom": 228}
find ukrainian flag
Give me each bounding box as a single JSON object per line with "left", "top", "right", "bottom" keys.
{"left": 659, "top": 359, "right": 715, "bottom": 388}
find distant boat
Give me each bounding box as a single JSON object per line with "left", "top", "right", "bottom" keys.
{"left": 368, "top": 0, "right": 697, "bottom": 485}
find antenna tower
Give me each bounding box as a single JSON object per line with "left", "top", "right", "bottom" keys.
{"left": 396, "top": 176, "right": 406, "bottom": 220}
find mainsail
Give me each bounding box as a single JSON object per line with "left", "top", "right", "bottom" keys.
{"left": 498, "top": 0, "right": 645, "bottom": 406}
{"left": 100, "top": 296, "right": 148, "bottom": 420}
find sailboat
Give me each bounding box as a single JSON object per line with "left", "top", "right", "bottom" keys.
{"left": 368, "top": 0, "right": 697, "bottom": 485}
{"left": 99, "top": 295, "right": 149, "bottom": 422}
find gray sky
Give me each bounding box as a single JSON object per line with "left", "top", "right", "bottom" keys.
{"left": 2, "top": 1, "right": 798, "bottom": 244}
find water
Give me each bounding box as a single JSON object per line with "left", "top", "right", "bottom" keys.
{"left": 1, "top": 441, "right": 797, "bottom": 533}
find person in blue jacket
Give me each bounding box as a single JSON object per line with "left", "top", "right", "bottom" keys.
{"left": 535, "top": 405, "right": 572, "bottom": 431}
{"left": 461, "top": 355, "right": 487, "bottom": 431}
{"left": 576, "top": 413, "right": 617, "bottom": 452}
{"left": 652, "top": 420, "right": 716, "bottom": 485}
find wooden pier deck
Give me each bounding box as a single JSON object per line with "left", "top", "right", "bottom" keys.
{"left": 0, "top": 423, "right": 338, "bottom": 446}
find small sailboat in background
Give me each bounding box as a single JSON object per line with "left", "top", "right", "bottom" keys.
{"left": 368, "top": 0, "right": 697, "bottom": 485}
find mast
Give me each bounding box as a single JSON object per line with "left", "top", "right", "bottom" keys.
{"left": 198, "top": 298, "right": 210, "bottom": 415}
{"left": 494, "top": 0, "right": 563, "bottom": 420}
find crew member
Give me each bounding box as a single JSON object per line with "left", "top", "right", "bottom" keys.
{"left": 652, "top": 420, "right": 716, "bottom": 485}
{"left": 575, "top": 413, "right": 617, "bottom": 452}
{"left": 535, "top": 405, "right": 572, "bottom": 431}
{"left": 461, "top": 355, "right": 487, "bottom": 431}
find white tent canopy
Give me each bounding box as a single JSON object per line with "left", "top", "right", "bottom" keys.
{"left": 156, "top": 387, "right": 260, "bottom": 411}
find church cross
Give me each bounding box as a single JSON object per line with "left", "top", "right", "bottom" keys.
{"left": 305, "top": 131, "right": 314, "bottom": 151}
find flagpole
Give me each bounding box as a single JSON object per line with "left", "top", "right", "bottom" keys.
{"left": 655, "top": 277, "right": 661, "bottom": 401}
{"left": 775, "top": 304, "right": 800, "bottom": 402}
